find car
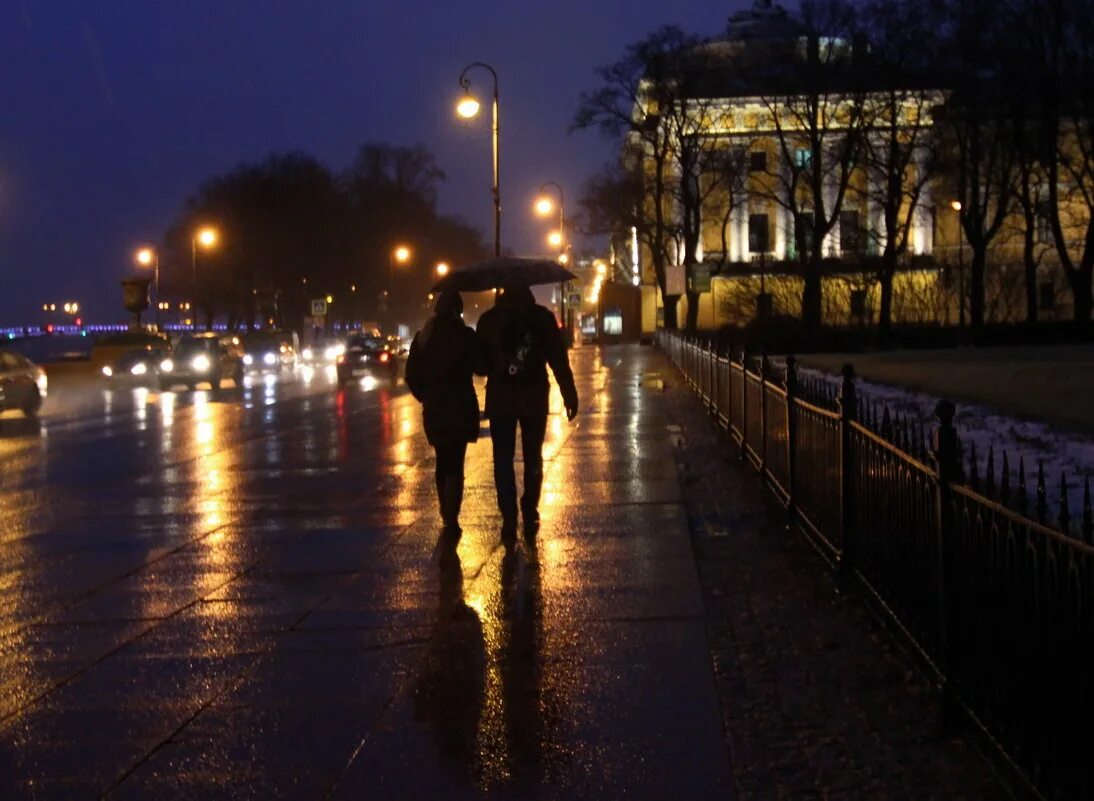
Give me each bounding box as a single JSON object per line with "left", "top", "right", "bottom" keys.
{"left": 90, "top": 331, "right": 170, "bottom": 373}
{"left": 0, "top": 349, "right": 48, "bottom": 418}
{"left": 336, "top": 334, "right": 398, "bottom": 387}
{"left": 101, "top": 348, "right": 165, "bottom": 386}
{"left": 300, "top": 336, "right": 345, "bottom": 365}
{"left": 242, "top": 330, "right": 298, "bottom": 373}
{"left": 159, "top": 334, "right": 244, "bottom": 391}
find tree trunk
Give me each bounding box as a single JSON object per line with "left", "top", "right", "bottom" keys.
{"left": 1022, "top": 232, "right": 1039, "bottom": 325}
{"left": 685, "top": 290, "right": 701, "bottom": 332}
{"left": 878, "top": 265, "right": 895, "bottom": 336}
{"left": 969, "top": 246, "right": 987, "bottom": 331}
{"left": 1069, "top": 267, "right": 1093, "bottom": 323}
{"left": 801, "top": 266, "right": 823, "bottom": 332}
{"left": 663, "top": 295, "right": 680, "bottom": 330}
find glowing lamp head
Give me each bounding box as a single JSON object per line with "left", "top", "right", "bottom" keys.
{"left": 456, "top": 94, "right": 481, "bottom": 119}
{"left": 435, "top": 262, "right": 450, "bottom": 277}
{"left": 394, "top": 246, "right": 411, "bottom": 264}
{"left": 596, "top": 262, "right": 607, "bottom": 277}
{"left": 951, "top": 200, "right": 962, "bottom": 212}
{"left": 136, "top": 247, "right": 155, "bottom": 267}
{"left": 196, "top": 227, "right": 218, "bottom": 249}
{"left": 534, "top": 197, "right": 554, "bottom": 217}
{"left": 547, "top": 231, "right": 563, "bottom": 249}
{"left": 558, "top": 253, "right": 570, "bottom": 265}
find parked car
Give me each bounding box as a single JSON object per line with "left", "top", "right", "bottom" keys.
{"left": 101, "top": 348, "right": 164, "bottom": 387}
{"left": 0, "top": 350, "right": 48, "bottom": 418}
{"left": 242, "top": 330, "right": 298, "bottom": 373}
{"left": 336, "top": 334, "right": 398, "bottom": 387}
{"left": 159, "top": 334, "right": 243, "bottom": 391}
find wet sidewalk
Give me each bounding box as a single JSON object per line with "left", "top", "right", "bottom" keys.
{"left": 0, "top": 345, "right": 733, "bottom": 799}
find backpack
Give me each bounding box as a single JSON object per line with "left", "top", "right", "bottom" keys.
{"left": 499, "top": 312, "right": 540, "bottom": 379}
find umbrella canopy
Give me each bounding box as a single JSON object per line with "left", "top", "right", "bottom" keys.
{"left": 431, "top": 257, "right": 576, "bottom": 293}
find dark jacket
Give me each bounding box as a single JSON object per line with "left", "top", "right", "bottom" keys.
{"left": 405, "top": 314, "right": 488, "bottom": 446}
{"left": 475, "top": 286, "right": 578, "bottom": 420}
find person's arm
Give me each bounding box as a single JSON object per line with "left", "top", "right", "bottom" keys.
{"left": 539, "top": 309, "right": 578, "bottom": 420}
{"left": 404, "top": 334, "right": 425, "bottom": 401}
{"left": 468, "top": 325, "right": 490, "bottom": 377}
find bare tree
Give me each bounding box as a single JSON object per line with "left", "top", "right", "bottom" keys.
{"left": 755, "top": 0, "right": 867, "bottom": 332}
{"left": 573, "top": 26, "right": 702, "bottom": 330}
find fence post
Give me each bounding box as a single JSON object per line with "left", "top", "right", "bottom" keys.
{"left": 740, "top": 347, "right": 749, "bottom": 461}
{"left": 759, "top": 353, "right": 768, "bottom": 479}
{"left": 838, "top": 364, "right": 857, "bottom": 587}
{"left": 710, "top": 340, "right": 718, "bottom": 419}
{"left": 726, "top": 342, "right": 734, "bottom": 435}
{"left": 785, "top": 355, "right": 798, "bottom": 527}
{"left": 933, "top": 399, "right": 960, "bottom": 730}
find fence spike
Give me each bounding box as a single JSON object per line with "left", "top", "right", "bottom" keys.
{"left": 968, "top": 441, "right": 979, "bottom": 492}
{"left": 1000, "top": 451, "right": 1011, "bottom": 506}
{"left": 1017, "top": 457, "right": 1029, "bottom": 515}
{"left": 1036, "top": 461, "right": 1048, "bottom": 524}
{"left": 1084, "top": 477, "right": 1093, "bottom": 544}
{"left": 985, "top": 445, "right": 996, "bottom": 499}
{"left": 918, "top": 417, "right": 927, "bottom": 460}
{"left": 881, "top": 406, "right": 892, "bottom": 441}
{"left": 1059, "top": 471, "right": 1071, "bottom": 535}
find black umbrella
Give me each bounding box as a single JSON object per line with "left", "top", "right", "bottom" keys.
{"left": 431, "top": 257, "right": 576, "bottom": 293}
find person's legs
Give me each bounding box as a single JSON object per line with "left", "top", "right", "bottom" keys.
{"left": 518, "top": 411, "right": 548, "bottom": 526}
{"left": 435, "top": 441, "right": 467, "bottom": 532}
{"left": 490, "top": 416, "right": 519, "bottom": 525}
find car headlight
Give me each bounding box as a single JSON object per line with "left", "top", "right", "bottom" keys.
{"left": 36, "top": 371, "right": 48, "bottom": 397}
{"left": 131, "top": 362, "right": 148, "bottom": 376}
{"left": 243, "top": 354, "right": 254, "bottom": 366}
{"left": 325, "top": 344, "right": 344, "bottom": 360}
{"left": 302, "top": 347, "right": 314, "bottom": 361}
{"left": 263, "top": 352, "right": 277, "bottom": 366}
{"left": 160, "top": 359, "right": 174, "bottom": 373}
{"left": 102, "top": 366, "right": 113, "bottom": 378}
{"left": 191, "top": 355, "right": 211, "bottom": 372}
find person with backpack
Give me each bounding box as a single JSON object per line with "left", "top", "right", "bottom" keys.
{"left": 476, "top": 282, "right": 578, "bottom": 538}
{"left": 405, "top": 290, "right": 488, "bottom": 539}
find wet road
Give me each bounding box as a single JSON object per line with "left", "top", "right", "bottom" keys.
{"left": 0, "top": 347, "right": 732, "bottom": 800}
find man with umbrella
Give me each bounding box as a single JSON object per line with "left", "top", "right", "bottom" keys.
{"left": 433, "top": 258, "right": 579, "bottom": 538}
{"left": 477, "top": 281, "right": 578, "bottom": 538}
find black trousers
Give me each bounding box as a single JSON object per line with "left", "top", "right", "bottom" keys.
{"left": 489, "top": 412, "right": 548, "bottom": 522}
{"left": 434, "top": 441, "right": 467, "bottom": 527}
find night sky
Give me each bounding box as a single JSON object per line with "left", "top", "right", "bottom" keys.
{"left": 0, "top": 1, "right": 739, "bottom": 323}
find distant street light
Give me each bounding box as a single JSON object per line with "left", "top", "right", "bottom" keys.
{"left": 436, "top": 262, "right": 450, "bottom": 277}
{"left": 135, "top": 246, "right": 160, "bottom": 328}
{"left": 546, "top": 230, "right": 563, "bottom": 249}
{"left": 535, "top": 180, "right": 571, "bottom": 345}
{"left": 456, "top": 62, "right": 501, "bottom": 257}
{"left": 191, "top": 226, "right": 219, "bottom": 330}
{"left": 951, "top": 201, "right": 965, "bottom": 330}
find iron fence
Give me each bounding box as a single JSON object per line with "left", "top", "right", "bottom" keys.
{"left": 660, "top": 330, "right": 1094, "bottom": 801}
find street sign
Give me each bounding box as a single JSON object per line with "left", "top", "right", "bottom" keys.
{"left": 310, "top": 298, "right": 328, "bottom": 317}
{"left": 688, "top": 263, "right": 712, "bottom": 294}
{"left": 568, "top": 293, "right": 582, "bottom": 307}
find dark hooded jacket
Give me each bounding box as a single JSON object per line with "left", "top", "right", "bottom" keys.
{"left": 405, "top": 301, "right": 488, "bottom": 446}
{"left": 475, "top": 285, "right": 577, "bottom": 420}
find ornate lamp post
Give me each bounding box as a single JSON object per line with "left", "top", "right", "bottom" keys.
{"left": 456, "top": 62, "right": 501, "bottom": 258}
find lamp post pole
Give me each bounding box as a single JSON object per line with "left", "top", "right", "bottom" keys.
{"left": 952, "top": 200, "right": 965, "bottom": 332}
{"left": 539, "top": 181, "right": 570, "bottom": 345}
{"left": 458, "top": 62, "right": 501, "bottom": 258}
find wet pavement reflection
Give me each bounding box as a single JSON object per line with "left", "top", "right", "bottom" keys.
{"left": 0, "top": 348, "right": 732, "bottom": 799}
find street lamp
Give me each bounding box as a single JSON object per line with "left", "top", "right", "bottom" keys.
{"left": 456, "top": 62, "right": 501, "bottom": 257}
{"left": 534, "top": 180, "right": 571, "bottom": 345}
{"left": 436, "top": 262, "right": 450, "bottom": 277}
{"left": 191, "top": 225, "right": 219, "bottom": 329}
{"left": 135, "top": 246, "right": 160, "bottom": 328}
{"left": 951, "top": 200, "right": 965, "bottom": 330}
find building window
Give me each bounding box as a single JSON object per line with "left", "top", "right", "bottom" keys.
{"left": 1035, "top": 202, "right": 1053, "bottom": 245}
{"left": 1039, "top": 282, "right": 1056, "bottom": 311}
{"left": 749, "top": 151, "right": 767, "bottom": 173}
{"left": 850, "top": 289, "right": 867, "bottom": 319}
{"left": 794, "top": 147, "right": 813, "bottom": 168}
{"left": 602, "top": 308, "right": 623, "bottom": 336}
{"left": 794, "top": 213, "right": 815, "bottom": 256}
{"left": 840, "top": 210, "right": 863, "bottom": 256}
{"left": 748, "top": 214, "right": 770, "bottom": 254}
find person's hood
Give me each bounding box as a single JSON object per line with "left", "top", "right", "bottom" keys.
{"left": 497, "top": 284, "right": 535, "bottom": 311}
